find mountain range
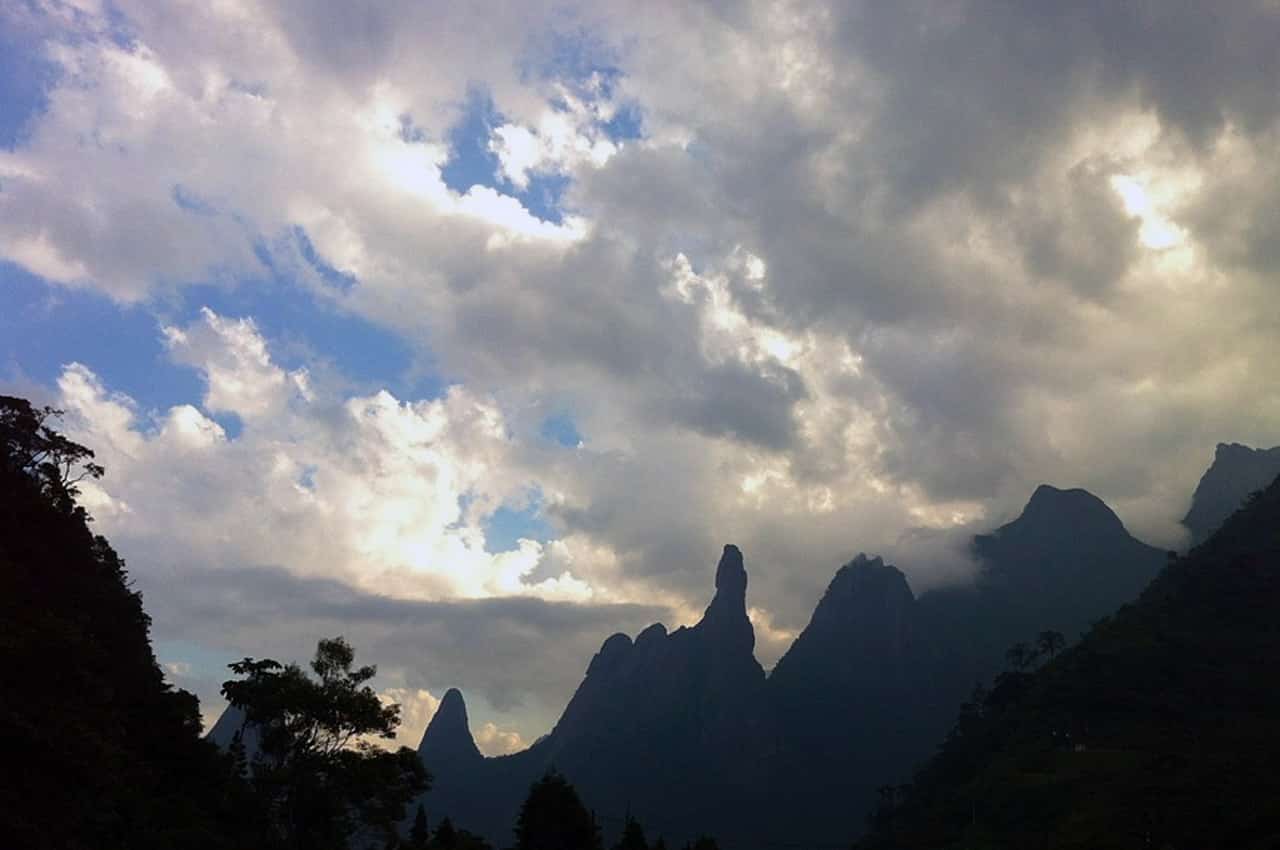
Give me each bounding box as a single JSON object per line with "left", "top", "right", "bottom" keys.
{"left": 209, "top": 441, "right": 1279, "bottom": 846}
{"left": 408, "top": 486, "right": 1176, "bottom": 845}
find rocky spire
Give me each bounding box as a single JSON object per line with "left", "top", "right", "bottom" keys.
{"left": 698, "top": 544, "right": 754, "bottom": 653}
{"left": 418, "top": 688, "right": 483, "bottom": 764}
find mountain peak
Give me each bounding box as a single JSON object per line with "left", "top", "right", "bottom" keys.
{"left": 1012, "top": 484, "right": 1126, "bottom": 537}
{"left": 714, "top": 544, "right": 747, "bottom": 600}
{"left": 827, "top": 553, "right": 911, "bottom": 596}
{"left": 586, "top": 632, "right": 634, "bottom": 677}
{"left": 418, "top": 688, "right": 482, "bottom": 764}
{"left": 1184, "top": 443, "right": 1280, "bottom": 544}
{"left": 813, "top": 553, "right": 914, "bottom": 626}
{"left": 769, "top": 553, "right": 918, "bottom": 692}
{"left": 700, "top": 545, "right": 753, "bottom": 652}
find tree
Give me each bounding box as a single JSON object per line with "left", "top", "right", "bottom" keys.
{"left": 435, "top": 816, "right": 458, "bottom": 849}
{"left": 222, "top": 637, "right": 429, "bottom": 849}
{"left": 410, "top": 803, "right": 430, "bottom": 849}
{"left": 514, "top": 770, "right": 602, "bottom": 850}
{"left": 612, "top": 815, "right": 648, "bottom": 850}
{"left": 1036, "top": 630, "right": 1066, "bottom": 661}
{"left": 679, "top": 838, "right": 719, "bottom": 850}
{"left": 1004, "top": 641, "right": 1038, "bottom": 671}
{"left": 0, "top": 396, "right": 103, "bottom": 510}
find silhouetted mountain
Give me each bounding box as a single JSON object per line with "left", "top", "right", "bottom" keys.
{"left": 937, "top": 484, "right": 1166, "bottom": 657}
{"left": 206, "top": 702, "right": 262, "bottom": 763}
{"left": 767, "top": 555, "right": 930, "bottom": 839}
{"left": 420, "top": 487, "right": 1168, "bottom": 847}
{"left": 413, "top": 545, "right": 770, "bottom": 847}
{"left": 420, "top": 688, "right": 484, "bottom": 766}
{"left": 762, "top": 485, "right": 1166, "bottom": 842}
{"left": 1183, "top": 442, "right": 1280, "bottom": 545}
{"left": 856, "top": 472, "right": 1280, "bottom": 849}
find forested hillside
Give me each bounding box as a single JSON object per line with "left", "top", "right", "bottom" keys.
{"left": 0, "top": 397, "right": 253, "bottom": 849}
{"left": 856, "top": 473, "right": 1280, "bottom": 849}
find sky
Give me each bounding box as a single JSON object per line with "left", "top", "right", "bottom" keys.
{"left": 3, "top": 0, "right": 1280, "bottom": 750}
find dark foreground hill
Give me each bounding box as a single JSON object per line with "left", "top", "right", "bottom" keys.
{"left": 0, "top": 397, "right": 250, "bottom": 849}
{"left": 856, "top": 472, "right": 1280, "bottom": 850}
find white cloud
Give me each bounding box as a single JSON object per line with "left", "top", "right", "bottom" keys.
{"left": 56, "top": 308, "right": 594, "bottom": 604}
{"left": 474, "top": 721, "right": 527, "bottom": 756}
{"left": 379, "top": 687, "right": 441, "bottom": 750}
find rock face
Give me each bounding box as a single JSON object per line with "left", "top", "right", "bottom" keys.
{"left": 1183, "top": 443, "right": 1280, "bottom": 545}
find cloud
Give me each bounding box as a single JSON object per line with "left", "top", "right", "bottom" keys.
{"left": 143, "top": 563, "right": 667, "bottom": 741}
{"left": 379, "top": 688, "right": 440, "bottom": 750}
{"left": 475, "top": 722, "right": 527, "bottom": 757}
{"left": 5, "top": 0, "right": 1280, "bottom": 734}
{"left": 57, "top": 308, "right": 595, "bottom": 604}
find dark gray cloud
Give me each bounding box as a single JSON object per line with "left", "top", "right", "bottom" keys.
{"left": 142, "top": 563, "right": 667, "bottom": 728}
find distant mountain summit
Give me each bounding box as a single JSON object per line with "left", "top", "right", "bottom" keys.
{"left": 1183, "top": 442, "right": 1280, "bottom": 544}
{"left": 1001, "top": 484, "right": 1128, "bottom": 540}
{"left": 965, "top": 483, "right": 1164, "bottom": 643}
{"left": 770, "top": 553, "right": 918, "bottom": 691}
{"left": 418, "top": 688, "right": 482, "bottom": 766}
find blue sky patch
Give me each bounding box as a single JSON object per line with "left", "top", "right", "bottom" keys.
{"left": 440, "top": 87, "right": 506, "bottom": 197}
{"left": 0, "top": 261, "right": 205, "bottom": 414}
{"left": 540, "top": 412, "right": 583, "bottom": 447}
{"left": 485, "top": 498, "right": 553, "bottom": 552}
{"left": 0, "top": 24, "right": 57, "bottom": 149}
{"left": 438, "top": 87, "right": 576, "bottom": 224}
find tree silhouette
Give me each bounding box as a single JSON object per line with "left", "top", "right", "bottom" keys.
{"left": 0, "top": 396, "right": 103, "bottom": 509}
{"left": 222, "top": 637, "right": 429, "bottom": 848}
{"left": 612, "top": 815, "right": 649, "bottom": 850}
{"left": 679, "top": 837, "right": 719, "bottom": 850}
{"left": 410, "top": 803, "right": 430, "bottom": 848}
{"left": 514, "top": 770, "right": 602, "bottom": 850}
{"left": 435, "top": 816, "right": 458, "bottom": 849}
{"left": 1036, "top": 630, "right": 1066, "bottom": 661}
{"left": 1004, "top": 641, "right": 1038, "bottom": 671}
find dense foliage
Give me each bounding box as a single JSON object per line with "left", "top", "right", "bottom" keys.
{"left": 0, "top": 396, "right": 255, "bottom": 849}
{"left": 856, "top": 474, "right": 1280, "bottom": 849}
{"left": 222, "top": 636, "right": 430, "bottom": 849}
{"left": 515, "top": 770, "right": 604, "bottom": 850}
